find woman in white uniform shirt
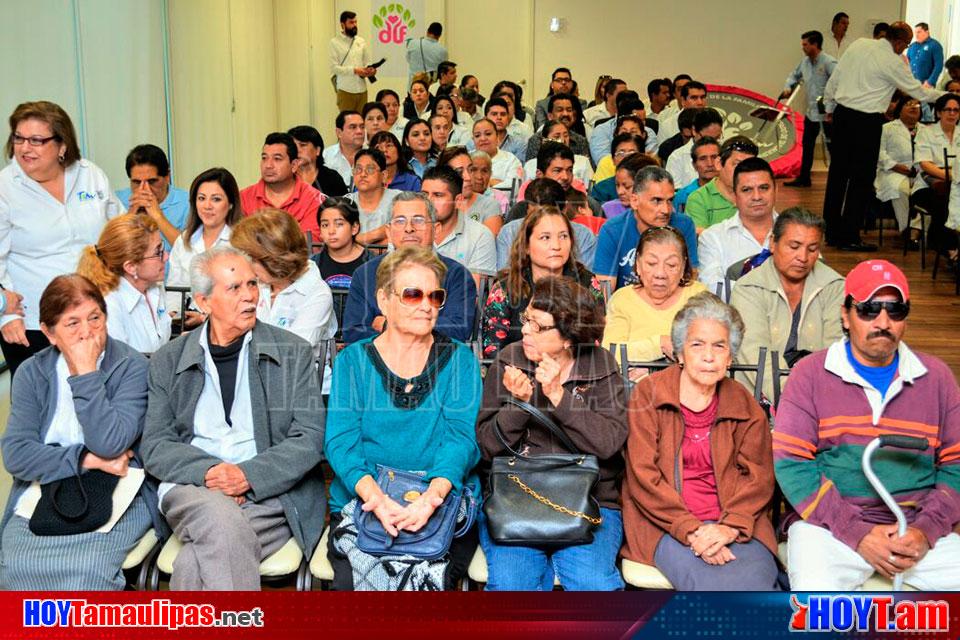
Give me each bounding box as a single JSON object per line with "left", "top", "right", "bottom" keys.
{"left": 77, "top": 213, "right": 171, "bottom": 354}
{"left": 875, "top": 96, "right": 921, "bottom": 233}
{"left": 0, "top": 101, "right": 123, "bottom": 375}
{"left": 472, "top": 118, "right": 522, "bottom": 191}
{"left": 167, "top": 167, "right": 242, "bottom": 326}
{"left": 913, "top": 93, "right": 960, "bottom": 260}
{"left": 229, "top": 209, "right": 335, "bottom": 361}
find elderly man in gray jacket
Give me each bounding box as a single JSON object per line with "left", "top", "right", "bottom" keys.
{"left": 142, "top": 246, "right": 325, "bottom": 590}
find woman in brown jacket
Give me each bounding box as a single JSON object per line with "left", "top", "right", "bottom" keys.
{"left": 476, "top": 275, "right": 627, "bottom": 590}
{"left": 621, "top": 292, "right": 780, "bottom": 590}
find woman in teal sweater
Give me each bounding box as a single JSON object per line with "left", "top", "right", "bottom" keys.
{"left": 325, "top": 245, "right": 482, "bottom": 591}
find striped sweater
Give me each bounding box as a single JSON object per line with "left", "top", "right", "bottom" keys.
{"left": 774, "top": 340, "right": 960, "bottom": 551}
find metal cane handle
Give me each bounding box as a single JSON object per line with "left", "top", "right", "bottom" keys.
{"left": 878, "top": 435, "right": 929, "bottom": 451}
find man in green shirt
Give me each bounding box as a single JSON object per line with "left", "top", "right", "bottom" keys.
{"left": 685, "top": 136, "right": 758, "bottom": 231}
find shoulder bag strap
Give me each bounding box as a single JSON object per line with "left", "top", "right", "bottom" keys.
{"left": 339, "top": 38, "right": 355, "bottom": 67}
{"left": 496, "top": 397, "right": 584, "bottom": 456}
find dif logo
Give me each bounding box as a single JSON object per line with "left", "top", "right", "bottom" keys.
{"left": 790, "top": 595, "right": 949, "bottom": 632}
{"left": 372, "top": 3, "right": 415, "bottom": 44}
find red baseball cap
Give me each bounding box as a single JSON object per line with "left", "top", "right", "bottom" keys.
{"left": 844, "top": 260, "right": 910, "bottom": 302}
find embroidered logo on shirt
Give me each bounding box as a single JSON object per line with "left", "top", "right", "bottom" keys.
{"left": 77, "top": 191, "right": 98, "bottom": 202}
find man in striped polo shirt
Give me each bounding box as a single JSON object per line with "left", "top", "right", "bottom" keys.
{"left": 774, "top": 259, "right": 960, "bottom": 590}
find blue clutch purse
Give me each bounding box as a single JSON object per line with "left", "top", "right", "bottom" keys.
{"left": 355, "top": 466, "right": 476, "bottom": 560}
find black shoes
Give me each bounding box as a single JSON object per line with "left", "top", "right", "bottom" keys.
{"left": 838, "top": 242, "right": 879, "bottom": 252}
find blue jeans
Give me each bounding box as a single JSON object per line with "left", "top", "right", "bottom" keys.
{"left": 478, "top": 508, "right": 625, "bottom": 591}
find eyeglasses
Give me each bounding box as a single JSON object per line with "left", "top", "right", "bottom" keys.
{"left": 519, "top": 311, "right": 557, "bottom": 334}
{"left": 852, "top": 300, "right": 910, "bottom": 321}
{"left": 353, "top": 164, "right": 380, "bottom": 176}
{"left": 390, "top": 215, "right": 430, "bottom": 228}
{"left": 142, "top": 246, "right": 166, "bottom": 260}
{"left": 941, "top": 108, "right": 960, "bottom": 114}
{"left": 11, "top": 133, "right": 58, "bottom": 147}
{"left": 394, "top": 287, "right": 446, "bottom": 309}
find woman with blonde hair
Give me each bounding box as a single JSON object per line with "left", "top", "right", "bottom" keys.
{"left": 229, "top": 209, "right": 335, "bottom": 360}
{"left": 76, "top": 213, "right": 170, "bottom": 353}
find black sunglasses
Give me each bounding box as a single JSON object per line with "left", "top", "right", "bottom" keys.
{"left": 852, "top": 300, "right": 910, "bottom": 321}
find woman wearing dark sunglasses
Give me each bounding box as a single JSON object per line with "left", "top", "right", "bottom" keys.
{"left": 76, "top": 213, "right": 171, "bottom": 354}
{"left": 324, "top": 245, "right": 482, "bottom": 590}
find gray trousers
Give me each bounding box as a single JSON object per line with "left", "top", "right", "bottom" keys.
{"left": 654, "top": 533, "right": 780, "bottom": 591}
{"left": 161, "top": 485, "right": 291, "bottom": 591}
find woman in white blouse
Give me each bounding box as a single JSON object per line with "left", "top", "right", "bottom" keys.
{"left": 472, "top": 118, "right": 522, "bottom": 191}
{"left": 0, "top": 101, "right": 123, "bottom": 375}
{"left": 913, "top": 93, "right": 960, "bottom": 260}
{"left": 875, "top": 96, "right": 921, "bottom": 232}
{"left": 167, "top": 168, "right": 242, "bottom": 327}
{"left": 229, "top": 208, "right": 335, "bottom": 361}
{"left": 76, "top": 213, "right": 171, "bottom": 354}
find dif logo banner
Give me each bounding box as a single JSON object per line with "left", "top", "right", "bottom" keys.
{"left": 789, "top": 595, "right": 949, "bottom": 633}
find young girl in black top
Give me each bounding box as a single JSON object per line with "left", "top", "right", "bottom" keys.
{"left": 312, "top": 198, "right": 373, "bottom": 290}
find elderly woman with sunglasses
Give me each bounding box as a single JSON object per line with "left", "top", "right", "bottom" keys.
{"left": 77, "top": 213, "right": 171, "bottom": 354}
{"left": 476, "top": 275, "right": 628, "bottom": 590}
{"left": 325, "top": 245, "right": 482, "bottom": 590}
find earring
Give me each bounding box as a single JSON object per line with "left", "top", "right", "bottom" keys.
{"left": 58, "top": 153, "right": 65, "bottom": 163}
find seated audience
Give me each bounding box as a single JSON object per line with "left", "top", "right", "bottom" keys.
{"left": 686, "top": 136, "right": 759, "bottom": 231}
{"left": 424, "top": 166, "right": 497, "bottom": 280}
{"left": 312, "top": 197, "right": 374, "bottom": 289}
{"left": 376, "top": 89, "right": 409, "bottom": 139}
{"left": 594, "top": 166, "right": 698, "bottom": 290}
{"left": 323, "top": 111, "right": 365, "bottom": 187}
{"left": 167, "top": 168, "right": 241, "bottom": 327}
{"left": 591, "top": 132, "right": 646, "bottom": 206}
{"left": 230, "top": 209, "right": 335, "bottom": 359}
{"left": 621, "top": 292, "right": 780, "bottom": 591}
{"left": 874, "top": 95, "right": 920, "bottom": 235}
{"left": 402, "top": 118, "right": 437, "bottom": 178}
{"left": 142, "top": 246, "right": 325, "bottom": 590}
{"left": 472, "top": 117, "right": 523, "bottom": 190}
{"left": 665, "top": 108, "right": 724, "bottom": 191}
{"left": 673, "top": 137, "right": 721, "bottom": 214}
{"left": 369, "top": 131, "right": 421, "bottom": 192}
{"left": 346, "top": 148, "right": 402, "bottom": 246}
{"left": 510, "top": 142, "right": 603, "bottom": 220}
{"left": 0, "top": 274, "right": 164, "bottom": 590}
{"left": 564, "top": 189, "right": 606, "bottom": 234}
{"left": 490, "top": 82, "right": 534, "bottom": 147}
{"left": 534, "top": 68, "right": 577, "bottom": 130}
{"left": 912, "top": 93, "right": 960, "bottom": 262}
{"left": 404, "top": 78, "right": 434, "bottom": 121}
{"left": 428, "top": 113, "right": 453, "bottom": 154}
{"left": 431, "top": 95, "right": 471, "bottom": 146}
{"left": 526, "top": 92, "right": 591, "bottom": 162}
{"left": 342, "top": 192, "right": 477, "bottom": 344}
{"left": 589, "top": 91, "right": 657, "bottom": 166}
{"left": 495, "top": 179, "right": 598, "bottom": 270}
{"left": 362, "top": 101, "right": 388, "bottom": 142}
{"left": 470, "top": 150, "right": 511, "bottom": 214}
{"left": 289, "top": 125, "right": 349, "bottom": 198}
{"left": 657, "top": 80, "right": 709, "bottom": 142}
{"left": 522, "top": 121, "right": 593, "bottom": 186}
{"left": 583, "top": 77, "right": 627, "bottom": 127}
{"left": 698, "top": 157, "right": 777, "bottom": 296}
{"left": 482, "top": 205, "right": 603, "bottom": 358}
{"left": 592, "top": 116, "right": 648, "bottom": 184}
{"left": 439, "top": 146, "right": 503, "bottom": 235}
{"left": 730, "top": 208, "right": 844, "bottom": 400}
{"left": 325, "top": 246, "right": 482, "bottom": 591}
{"left": 476, "top": 276, "right": 626, "bottom": 590}
{"left": 116, "top": 144, "right": 189, "bottom": 249}
{"left": 603, "top": 227, "right": 707, "bottom": 376}
{"left": 656, "top": 106, "right": 698, "bottom": 166}
{"left": 77, "top": 213, "right": 171, "bottom": 354}
{"left": 239, "top": 132, "right": 322, "bottom": 235}
{"left": 775, "top": 260, "right": 960, "bottom": 590}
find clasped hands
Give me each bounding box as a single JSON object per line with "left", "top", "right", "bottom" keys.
{"left": 503, "top": 353, "right": 564, "bottom": 406}
{"left": 361, "top": 489, "right": 444, "bottom": 537}
{"left": 205, "top": 462, "right": 250, "bottom": 506}
{"left": 686, "top": 523, "right": 740, "bottom": 565}
{"left": 856, "top": 523, "right": 929, "bottom": 579}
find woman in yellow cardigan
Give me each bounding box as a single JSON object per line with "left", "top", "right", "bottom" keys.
{"left": 602, "top": 227, "right": 705, "bottom": 381}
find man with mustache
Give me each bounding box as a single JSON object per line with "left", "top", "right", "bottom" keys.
{"left": 774, "top": 259, "right": 960, "bottom": 591}
{"left": 142, "top": 246, "right": 326, "bottom": 589}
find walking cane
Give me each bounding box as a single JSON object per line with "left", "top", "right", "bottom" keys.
{"left": 861, "top": 434, "right": 929, "bottom": 590}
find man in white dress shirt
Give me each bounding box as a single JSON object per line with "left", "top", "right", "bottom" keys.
{"left": 329, "top": 11, "right": 376, "bottom": 113}
{"left": 657, "top": 80, "right": 708, "bottom": 142}
{"left": 322, "top": 111, "right": 366, "bottom": 188}
{"left": 823, "top": 12, "right": 851, "bottom": 59}
{"left": 821, "top": 22, "right": 943, "bottom": 251}
{"left": 698, "top": 158, "right": 778, "bottom": 296}
{"left": 583, "top": 78, "right": 627, "bottom": 128}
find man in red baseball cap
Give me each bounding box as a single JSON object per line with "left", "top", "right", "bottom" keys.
{"left": 774, "top": 259, "right": 960, "bottom": 591}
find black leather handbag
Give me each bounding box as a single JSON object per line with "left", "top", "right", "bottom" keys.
{"left": 29, "top": 470, "right": 119, "bottom": 536}
{"left": 483, "top": 398, "right": 602, "bottom": 547}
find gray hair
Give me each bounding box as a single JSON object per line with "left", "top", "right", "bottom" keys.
{"left": 469, "top": 149, "right": 492, "bottom": 165}
{"left": 633, "top": 165, "right": 674, "bottom": 194}
{"left": 391, "top": 190, "right": 437, "bottom": 223}
{"left": 671, "top": 292, "right": 746, "bottom": 359}
{"left": 189, "top": 245, "right": 252, "bottom": 298}
{"left": 772, "top": 206, "right": 826, "bottom": 242}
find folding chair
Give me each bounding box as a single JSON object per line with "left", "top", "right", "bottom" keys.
{"left": 166, "top": 285, "right": 192, "bottom": 337}
{"left": 123, "top": 529, "right": 162, "bottom": 590}
{"left": 471, "top": 275, "right": 493, "bottom": 342}
{"left": 308, "top": 527, "right": 335, "bottom": 590}
{"left": 329, "top": 287, "right": 350, "bottom": 343}
{"left": 931, "top": 149, "right": 959, "bottom": 293}
{"left": 365, "top": 243, "right": 389, "bottom": 256}
{"left": 304, "top": 230, "right": 324, "bottom": 256}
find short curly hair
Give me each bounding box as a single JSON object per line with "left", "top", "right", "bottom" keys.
{"left": 528, "top": 276, "right": 604, "bottom": 347}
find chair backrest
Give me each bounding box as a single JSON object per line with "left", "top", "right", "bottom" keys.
{"left": 329, "top": 288, "right": 349, "bottom": 343}
{"left": 471, "top": 275, "right": 494, "bottom": 342}
{"left": 769, "top": 350, "right": 789, "bottom": 410}
{"left": 468, "top": 340, "right": 496, "bottom": 378}
{"left": 304, "top": 230, "right": 324, "bottom": 256}
{"left": 508, "top": 178, "right": 522, "bottom": 208}
{"left": 366, "top": 244, "right": 389, "bottom": 256}
{"left": 166, "top": 285, "right": 192, "bottom": 337}
{"left": 599, "top": 279, "right": 613, "bottom": 302}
